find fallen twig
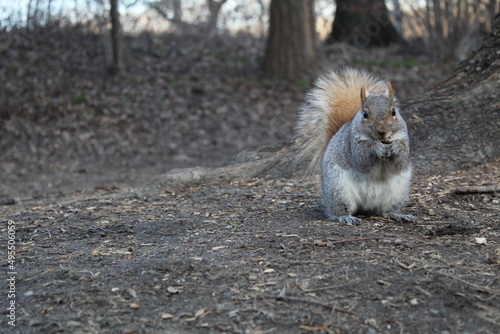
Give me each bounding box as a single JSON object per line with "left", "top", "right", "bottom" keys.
{"left": 286, "top": 237, "right": 384, "bottom": 248}
{"left": 436, "top": 272, "right": 500, "bottom": 294}
{"left": 264, "top": 295, "right": 377, "bottom": 330}
{"left": 279, "top": 242, "right": 295, "bottom": 253}
{"left": 450, "top": 186, "right": 499, "bottom": 195}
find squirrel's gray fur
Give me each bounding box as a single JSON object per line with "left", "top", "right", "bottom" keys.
{"left": 297, "top": 68, "right": 415, "bottom": 224}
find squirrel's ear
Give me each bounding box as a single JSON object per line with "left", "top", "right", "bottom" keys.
{"left": 386, "top": 81, "right": 394, "bottom": 100}
{"left": 360, "top": 86, "right": 367, "bottom": 104}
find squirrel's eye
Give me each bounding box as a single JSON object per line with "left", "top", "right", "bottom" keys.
{"left": 363, "top": 110, "right": 369, "bottom": 119}
{"left": 391, "top": 108, "right": 396, "bottom": 117}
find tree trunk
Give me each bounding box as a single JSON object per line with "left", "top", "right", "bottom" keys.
{"left": 109, "top": 0, "right": 123, "bottom": 74}
{"left": 206, "top": 0, "right": 227, "bottom": 34}
{"left": 392, "top": 0, "right": 403, "bottom": 35}
{"left": 173, "top": 0, "right": 182, "bottom": 25}
{"left": 263, "top": 0, "right": 317, "bottom": 82}
{"left": 328, "top": 0, "right": 402, "bottom": 48}
{"left": 149, "top": 0, "right": 186, "bottom": 33}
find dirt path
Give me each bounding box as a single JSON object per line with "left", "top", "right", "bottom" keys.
{"left": 2, "top": 162, "right": 498, "bottom": 333}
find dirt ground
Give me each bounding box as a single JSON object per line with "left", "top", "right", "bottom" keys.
{"left": 1, "top": 162, "right": 499, "bottom": 334}
{"left": 1, "top": 26, "right": 499, "bottom": 333}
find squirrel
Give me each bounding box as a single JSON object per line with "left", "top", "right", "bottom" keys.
{"left": 296, "top": 68, "right": 415, "bottom": 224}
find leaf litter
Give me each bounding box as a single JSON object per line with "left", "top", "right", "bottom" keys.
{"left": 0, "top": 24, "right": 498, "bottom": 333}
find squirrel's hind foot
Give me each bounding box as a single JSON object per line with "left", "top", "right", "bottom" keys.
{"left": 385, "top": 213, "right": 416, "bottom": 223}
{"left": 332, "top": 215, "right": 362, "bottom": 225}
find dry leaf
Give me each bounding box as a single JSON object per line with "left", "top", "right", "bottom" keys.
{"left": 128, "top": 288, "right": 138, "bottom": 298}
{"left": 161, "top": 313, "right": 174, "bottom": 319}
{"left": 194, "top": 308, "right": 209, "bottom": 318}
{"left": 167, "top": 286, "right": 183, "bottom": 294}
{"left": 299, "top": 325, "right": 328, "bottom": 331}
{"left": 485, "top": 251, "right": 500, "bottom": 264}
{"left": 91, "top": 249, "right": 101, "bottom": 257}
{"left": 96, "top": 219, "right": 110, "bottom": 225}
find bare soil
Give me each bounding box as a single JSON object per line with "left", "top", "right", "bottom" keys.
{"left": 1, "top": 163, "right": 499, "bottom": 333}
{"left": 1, "top": 26, "right": 499, "bottom": 333}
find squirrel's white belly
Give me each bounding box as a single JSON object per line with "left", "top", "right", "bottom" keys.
{"left": 339, "top": 163, "right": 411, "bottom": 214}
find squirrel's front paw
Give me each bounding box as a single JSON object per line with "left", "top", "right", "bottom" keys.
{"left": 372, "top": 142, "right": 391, "bottom": 159}
{"left": 388, "top": 142, "right": 404, "bottom": 158}
{"left": 387, "top": 140, "right": 409, "bottom": 158}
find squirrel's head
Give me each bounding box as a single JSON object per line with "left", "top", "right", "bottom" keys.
{"left": 359, "top": 81, "right": 402, "bottom": 144}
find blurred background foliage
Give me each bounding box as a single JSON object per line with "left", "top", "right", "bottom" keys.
{"left": 1, "top": 0, "right": 497, "bottom": 61}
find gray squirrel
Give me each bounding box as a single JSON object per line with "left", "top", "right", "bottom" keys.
{"left": 297, "top": 68, "right": 415, "bottom": 224}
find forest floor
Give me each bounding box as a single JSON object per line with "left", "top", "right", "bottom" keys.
{"left": 1, "top": 25, "right": 449, "bottom": 201}
{"left": 2, "top": 162, "right": 500, "bottom": 334}
{"left": 1, "top": 26, "right": 499, "bottom": 333}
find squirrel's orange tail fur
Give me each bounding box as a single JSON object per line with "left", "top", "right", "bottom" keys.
{"left": 296, "top": 68, "right": 389, "bottom": 175}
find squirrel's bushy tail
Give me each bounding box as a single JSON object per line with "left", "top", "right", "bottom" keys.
{"left": 296, "top": 68, "right": 389, "bottom": 175}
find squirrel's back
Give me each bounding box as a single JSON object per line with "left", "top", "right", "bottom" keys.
{"left": 296, "top": 68, "right": 389, "bottom": 174}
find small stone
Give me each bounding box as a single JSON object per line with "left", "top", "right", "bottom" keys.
{"left": 475, "top": 237, "right": 487, "bottom": 244}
